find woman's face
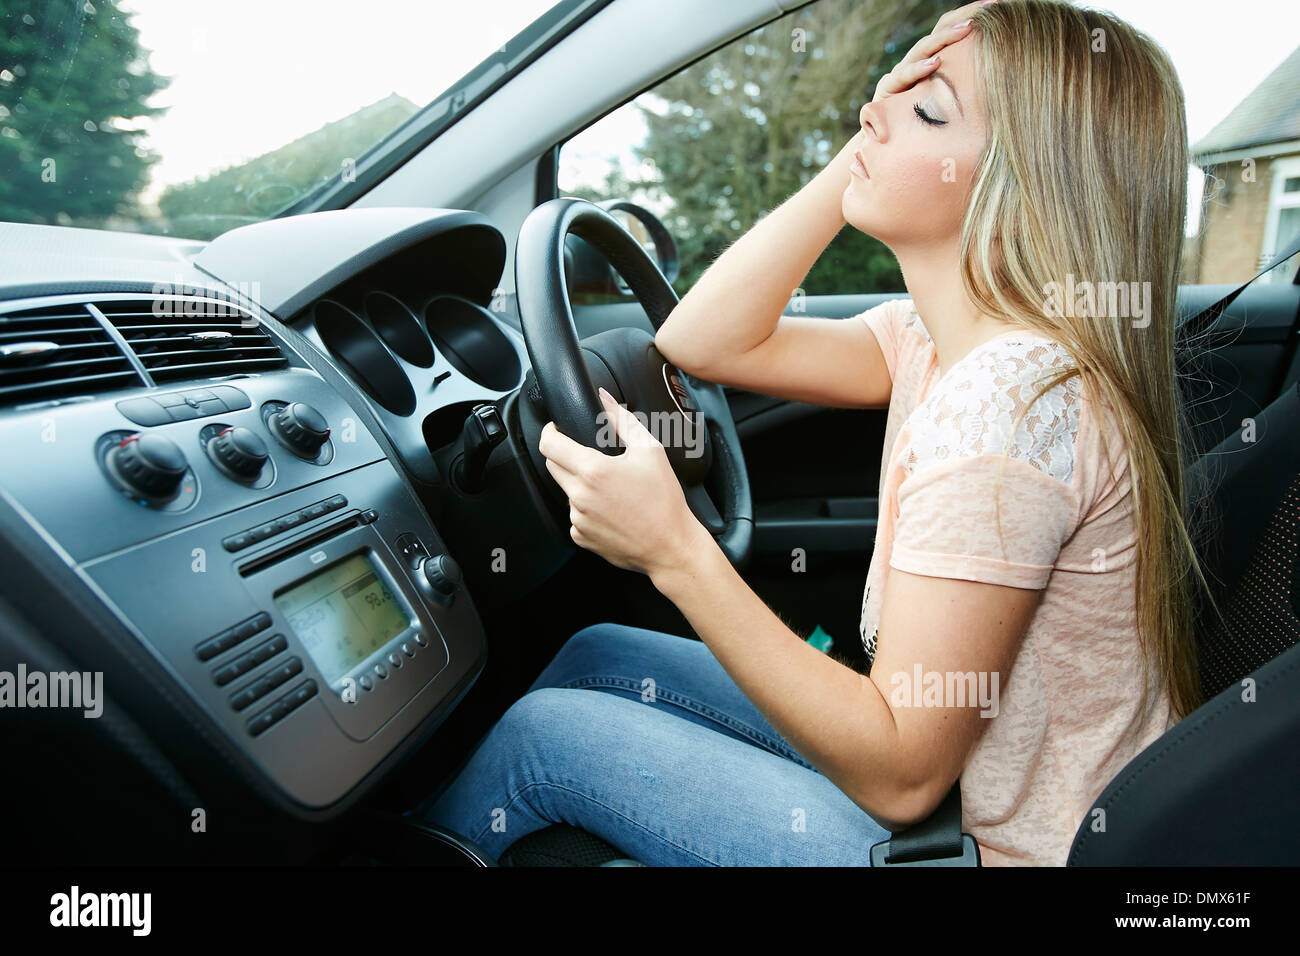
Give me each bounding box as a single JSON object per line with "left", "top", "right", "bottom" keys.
{"left": 843, "top": 32, "right": 988, "bottom": 248}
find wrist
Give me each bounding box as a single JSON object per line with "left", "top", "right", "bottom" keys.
{"left": 650, "top": 517, "right": 720, "bottom": 596}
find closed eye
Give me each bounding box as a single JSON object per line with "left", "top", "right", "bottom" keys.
{"left": 913, "top": 102, "right": 946, "bottom": 127}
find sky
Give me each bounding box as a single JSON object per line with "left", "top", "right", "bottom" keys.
{"left": 119, "top": 0, "right": 1297, "bottom": 233}
{"left": 121, "top": 0, "right": 562, "bottom": 202}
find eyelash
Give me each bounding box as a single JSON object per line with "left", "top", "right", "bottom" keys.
{"left": 913, "top": 103, "right": 946, "bottom": 127}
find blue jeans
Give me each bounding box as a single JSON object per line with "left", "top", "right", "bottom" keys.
{"left": 417, "top": 622, "right": 893, "bottom": 865}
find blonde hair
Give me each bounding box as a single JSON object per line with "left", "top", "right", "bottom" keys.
{"left": 963, "top": 0, "right": 1222, "bottom": 722}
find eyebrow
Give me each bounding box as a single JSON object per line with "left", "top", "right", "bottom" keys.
{"left": 930, "top": 70, "right": 964, "bottom": 119}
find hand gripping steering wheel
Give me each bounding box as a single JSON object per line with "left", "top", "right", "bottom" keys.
{"left": 513, "top": 197, "right": 753, "bottom": 569}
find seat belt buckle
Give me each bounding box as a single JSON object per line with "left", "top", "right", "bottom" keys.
{"left": 869, "top": 833, "right": 982, "bottom": 866}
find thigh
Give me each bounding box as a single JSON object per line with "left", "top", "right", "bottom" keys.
{"left": 527, "top": 622, "right": 816, "bottom": 770}
{"left": 421, "top": 686, "right": 890, "bottom": 866}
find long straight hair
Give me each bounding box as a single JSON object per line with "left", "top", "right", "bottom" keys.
{"left": 963, "top": 0, "right": 1220, "bottom": 722}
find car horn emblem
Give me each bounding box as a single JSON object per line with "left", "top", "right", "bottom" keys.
{"left": 661, "top": 363, "right": 699, "bottom": 415}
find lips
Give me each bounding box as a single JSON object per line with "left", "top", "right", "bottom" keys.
{"left": 851, "top": 148, "right": 870, "bottom": 179}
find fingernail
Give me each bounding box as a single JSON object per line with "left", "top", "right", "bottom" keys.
{"left": 924, "top": 55, "right": 939, "bottom": 65}
{"left": 953, "top": 19, "right": 971, "bottom": 29}
{"left": 598, "top": 386, "right": 612, "bottom": 402}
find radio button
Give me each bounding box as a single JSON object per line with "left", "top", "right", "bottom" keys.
{"left": 196, "top": 612, "right": 271, "bottom": 662}
{"left": 248, "top": 711, "right": 277, "bottom": 736}
{"left": 249, "top": 634, "right": 288, "bottom": 665}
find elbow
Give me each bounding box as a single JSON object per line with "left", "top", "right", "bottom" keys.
{"left": 654, "top": 325, "right": 708, "bottom": 377}
{"left": 855, "top": 776, "right": 953, "bottom": 833}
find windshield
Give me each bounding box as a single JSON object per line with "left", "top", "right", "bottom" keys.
{"left": 0, "top": 0, "right": 567, "bottom": 240}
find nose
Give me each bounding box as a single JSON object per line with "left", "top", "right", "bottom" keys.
{"left": 859, "top": 101, "right": 882, "bottom": 141}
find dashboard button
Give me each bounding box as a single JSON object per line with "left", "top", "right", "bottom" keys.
{"left": 210, "top": 386, "right": 251, "bottom": 411}
{"left": 222, "top": 532, "right": 251, "bottom": 552}
{"left": 184, "top": 388, "right": 217, "bottom": 402}
{"left": 247, "top": 711, "right": 277, "bottom": 736}
{"left": 166, "top": 403, "right": 199, "bottom": 422}
{"left": 195, "top": 626, "right": 238, "bottom": 662}
{"left": 155, "top": 392, "right": 187, "bottom": 407}
{"left": 195, "top": 398, "right": 226, "bottom": 417}
{"left": 115, "top": 398, "right": 171, "bottom": 426}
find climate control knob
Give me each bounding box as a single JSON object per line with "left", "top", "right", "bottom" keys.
{"left": 211, "top": 426, "right": 269, "bottom": 479}
{"left": 112, "top": 433, "right": 188, "bottom": 499}
{"left": 273, "top": 402, "right": 330, "bottom": 458}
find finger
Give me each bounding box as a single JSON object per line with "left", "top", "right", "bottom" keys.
{"left": 874, "top": 54, "right": 943, "bottom": 102}
{"left": 539, "top": 420, "right": 604, "bottom": 476}
{"left": 876, "top": 2, "right": 990, "bottom": 101}
{"left": 598, "top": 387, "right": 659, "bottom": 450}
{"left": 933, "top": 0, "right": 996, "bottom": 36}
{"left": 543, "top": 454, "right": 582, "bottom": 499}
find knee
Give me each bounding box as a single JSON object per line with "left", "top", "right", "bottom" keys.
{"left": 550, "top": 621, "right": 630, "bottom": 669}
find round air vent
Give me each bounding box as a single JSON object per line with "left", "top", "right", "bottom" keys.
{"left": 313, "top": 299, "right": 416, "bottom": 416}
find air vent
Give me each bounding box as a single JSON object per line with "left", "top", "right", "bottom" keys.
{"left": 0, "top": 303, "right": 142, "bottom": 407}
{"left": 98, "top": 296, "right": 289, "bottom": 384}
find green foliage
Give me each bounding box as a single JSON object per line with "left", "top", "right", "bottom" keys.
{"left": 0, "top": 0, "right": 169, "bottom": 226}
{"left": 562, "top": 0, "right": 954, "bottom": 298}
{"left": 157, "top": 94, "right": 419, "bottom": 240}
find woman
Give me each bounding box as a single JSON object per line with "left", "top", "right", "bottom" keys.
{"left": 418, "top": 0, "right": 1218, "bottom": 865}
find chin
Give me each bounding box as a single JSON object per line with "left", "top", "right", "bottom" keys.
{"left": 842, "top": 185, "right": 889, "bottom": 241}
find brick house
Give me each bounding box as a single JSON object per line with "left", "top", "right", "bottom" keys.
{"left": 1183, "top": 43, "right": 1300, "bottom": 286}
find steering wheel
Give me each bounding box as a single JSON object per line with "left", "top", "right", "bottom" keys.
{"left": 513, "top": 197, "right": 753, "bottom": 570}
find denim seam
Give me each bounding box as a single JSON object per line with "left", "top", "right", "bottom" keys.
{"left": 478, "top": 779, "right": 719, "bottom": 866}
{"left": 556, "top": 675, "right": 816, "bottom": 770}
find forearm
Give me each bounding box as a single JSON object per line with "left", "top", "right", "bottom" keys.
{"left": 654, "top": 133, "right": 865, "bottom": 374}
{"left": 651, "top": 523, "right": 924, "bottom": 830}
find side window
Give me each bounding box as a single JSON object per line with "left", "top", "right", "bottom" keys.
{"left": 557, "top": 0, "right": 956, "bottom": 300}
{"left": 560, "top": 0, "right": 1300, "bottom": 296}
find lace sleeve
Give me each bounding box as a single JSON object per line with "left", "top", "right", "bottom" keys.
{"left": 855, "top": 298, "right": 914, "bottom": 385}
{"left": 890, "top": 338, "right": 1084, "bottom": 589}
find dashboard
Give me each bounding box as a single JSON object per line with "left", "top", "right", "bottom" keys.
{"left": 0, "top": 208, "right": 566, "bottom": 823}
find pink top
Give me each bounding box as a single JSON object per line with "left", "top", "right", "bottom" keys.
{"left": 856, "top": 297, "right": 1174, "bottom": 866}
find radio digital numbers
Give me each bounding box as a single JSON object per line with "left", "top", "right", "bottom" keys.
{"left": 277, "top": 554, "right": 412, "bottom": 684}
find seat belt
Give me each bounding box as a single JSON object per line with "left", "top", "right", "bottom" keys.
{"left": 868, "top": 228, "right": 1300, "bottom": 868}
{"left": 869, "top": 780, "right": 980, "bottom": 866}
{"left": 1178, "top": 227, "right": 1300, "bottom": 345}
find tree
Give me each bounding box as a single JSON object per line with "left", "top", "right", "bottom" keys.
{"left": 564, "top": 0, "right": 954, "bottom": 298}
{"left": 0, "top": 0, "right": 169, "bottom": 226}
{"left": 158, "top": 94, "right": 420, "bottom": 240}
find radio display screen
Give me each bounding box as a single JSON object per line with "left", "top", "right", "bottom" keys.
{"left": 274, "top": 551, "right": 412, "bottom": 685}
